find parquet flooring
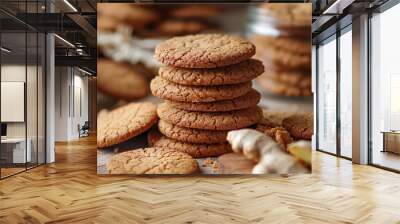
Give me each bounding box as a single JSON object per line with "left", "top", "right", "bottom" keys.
{"left": 0, "top": 135, "right": 400, "bottom": 223}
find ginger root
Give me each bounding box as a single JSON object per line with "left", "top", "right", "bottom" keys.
{"left": 227, "top": 129, "right": 310, "bottom": 175}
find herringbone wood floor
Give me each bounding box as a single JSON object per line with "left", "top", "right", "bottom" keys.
{"left": 0, "top": 136, "right": 399, "bottom": 224}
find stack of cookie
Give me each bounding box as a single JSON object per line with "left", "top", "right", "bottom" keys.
{"left": 250, "top": 3, "right": 312, "bottom": 97}
{"left": 150, "top": 34, "right": 264, "bottom": 158}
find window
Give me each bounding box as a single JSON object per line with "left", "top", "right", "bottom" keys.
{"left": 317, "top": 36, "right": 337, "bottom": 154}
{"left": 339, "top": 28, "right": 352, "bottom": 158}
{"left": 370, "top": 2, "right": 400, "bottom": 171}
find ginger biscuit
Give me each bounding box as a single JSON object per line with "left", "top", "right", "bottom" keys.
{"left": 97, "top": 102, "right": 158, "bottom": 148}
{"left": 106, "top": 147, "right": 198, "bottom": 174}
{"left": 282, "top": 113, "right": 313, "bottom": 140}
{"left": 155, "top": 34, "right": 255, "bottom": 68}
{"left": 150, "top": 76, "right": 252, "bottom": 103}
{"left": 158, "top": 120, "right": 228, "bottom": 144}
{"left": 157, "top": 102, "right": 262, "bottom": 131}
{"left": 98, "top": 59, "right": 148, "bottom": 100}
{"left": 154, "top": 137, "right": 232, "bottom": 158}
{"left": 166, "top": 89, "right": 260, "bottom": 112}
{"left": 159, "top": 59, "right": 264, "bottom": 86}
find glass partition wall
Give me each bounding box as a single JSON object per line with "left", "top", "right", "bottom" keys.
{"left": 0, "top": 4, "right": 46, "bottom": 179}
{"left": 316, "top": 26, "right": 352, "bottom": 159}
{"left": 370, "top": 3, "right": 400, "bottom": 172}
{"left": 317, "top": 35, "right": 337, "bottom": 155}
{"left": 339, "top": 27, "right": 352, "bottom": 159}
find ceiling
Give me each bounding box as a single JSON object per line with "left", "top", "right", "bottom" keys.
{"left": 312, "top": 0, "right": 392, "bottom": 43}
{"left": 0, "top": 0, "right": 97, "bottom": 73}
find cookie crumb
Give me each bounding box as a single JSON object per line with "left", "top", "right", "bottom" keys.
{"left": 203, "top": 158, "right": 214, "bottom": 167}
{"left": 211, "top": 161, "right": 220, "bottom": 172}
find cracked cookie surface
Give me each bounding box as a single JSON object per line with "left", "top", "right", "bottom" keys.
{"left": 282, "top": 113, "right": 313, "bottom": 140}
{"left": 159, "top": 59, "right": 264, "bottom": 86}
{"left": 98, "top": 59, "right": 148, "bottom": 100}
{"left": 106, "top": 147, "right": 198, "bottom": 174}
{"left": 166, "top": 89, "right": 260, "bottom": 112}
{"left": 154, "top": 137, "right": 232, "bottom": 158}
{"left": 158, "top": 120, "right": 228, "bottom": 144}
{"left": 150, "top": 76, "right": 252, "bottom": 103}
{"left": 155, "top": 34, "right": 256, "bottom": 68}
{"left": 157, "top": 102, "right": 262, "bottom": 130}
{"left": 97, "top": 102, "right": 158, "bottom": 148}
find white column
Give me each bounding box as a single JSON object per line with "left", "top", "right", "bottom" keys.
{"left": 352, "top": 14, "right": 369, "bottom": 164}
{"left": 46, "top": 32, "right": 55, "bottom": 163}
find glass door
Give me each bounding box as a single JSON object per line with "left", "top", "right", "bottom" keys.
{"left": 1, "top": 31, "right": 28, "bottom": 178}
{"left": 0, "top": 1, "right": 47, "bottom": 179}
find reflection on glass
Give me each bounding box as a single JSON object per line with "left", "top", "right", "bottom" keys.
{"left": 1, "top": 32, "right": 27, "bottom": 177}
{"left": 340, "top": 29, "right": 352, "bottom": 158}
{"left": 27, "top": 31, "right": 38, "bottom": 169}
{"left": 38, "top": 33, "right": 46, "bottom": 165}
{"left": 371, "top": 3, "right": 400, "bottom": 171}
{"left": 318, "top": 37, "right": 337, "bottom": 154}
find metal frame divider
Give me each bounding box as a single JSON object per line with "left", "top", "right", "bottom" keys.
{"left": 0, "top": 0, "right": 48, "bottom": 180}
{"left": 315, "top": 22, "right": 353, "bottom": 161}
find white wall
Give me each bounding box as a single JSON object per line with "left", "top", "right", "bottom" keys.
{"left": 1, "top": 64, "right": 46, "bottom": 164}
{"left": 1, "top": 65, "right": 37, "bottom": 138}
{"left": 54, "top": 67, "right": 89, "bottom": 141}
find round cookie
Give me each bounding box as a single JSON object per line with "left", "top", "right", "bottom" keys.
{"left": 166, "top": 89, "right": 261, "bottom": 112}
{"left": 259, "top": 3, "right": 311, "bottom": 27}
{"left": 98, "top": 59, "right": 148, "bottom": 100}
{"left": 251, "top": 34, "right": 310, "bottom": 54}
{"left": 155, "top": 34, "right": 256, "bottom": 68}
{"left": 106, "top": 148, "right": 198, "bottom": 174}
{"left": 260, "top": 109, "right": 296, "bottom": 126}
{"left": 262, "top": 71, "right": 311, "bottom": 88}
{"left": 158, "top": 120, "right": 228, "bottom": 144}
{"left": 169, "top": 5, "right": 220, "bottom": 19}
{"left": 159, "top": 59, "right": 264, "bottom": 86}
{"left": 255, "top": 116, "right": 294, "bottom": 149}
{"left": 156, "top": 19, "right": 208, "bottom": 36}
{"left": 97, "top": 102, "right": 158, "bottom": 148}
{"left": 157, "top": 102, "right": 262, "bottom": 130}
{"left": 154, "top": 137, "right": 232, "bottom": 158}
{"left": 150, "top": 76, "right": 252, "bottom": 103}
{"left": 97, "top": 4, "right": 160, "bottom": 29}
{"left": 282, "top": 113, "right": 313, "bottom": 140}
{"left": 256, "top": 44, "right": 311, "bottom": 70}
{"left": 257, "top": 76, "right": 312, "bottom": 97}
{"left": 98, "top": 16, "right": 120, "bottom": 32}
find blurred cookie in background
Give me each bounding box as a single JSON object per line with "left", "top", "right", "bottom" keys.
{"left": 155, "top": 19, "right": 210, "bottom": 37}
{"left": 97, "top": 59, "right": 149, "bottom": 101}
{"left": 97, "top": 16, "right": 121, "bottom": 32}
{"left": 248, "top": 3, "right": 312, "bottom": 97}
{"left": 258, "top": 3, "right": 311, "bottom": 27}
{"left": 168, "top": 5, "right": 222, "bottom": 19}
{"left": 97, "top": 4, "right": 160, "bottom": 29}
